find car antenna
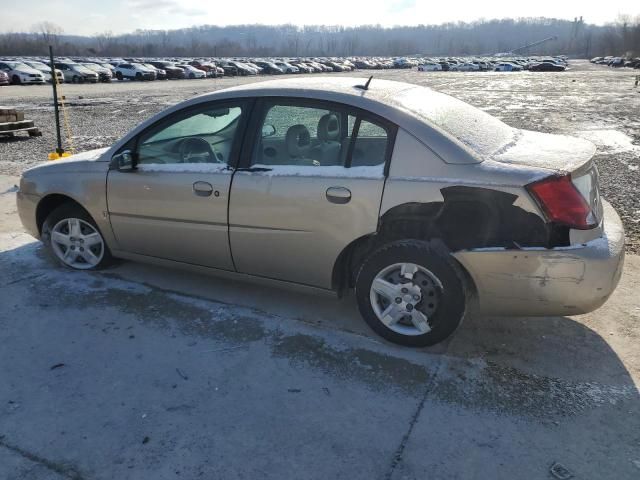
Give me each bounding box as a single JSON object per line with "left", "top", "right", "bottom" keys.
{"left": 355, "top": 75, "right": 373, "bottom": 91}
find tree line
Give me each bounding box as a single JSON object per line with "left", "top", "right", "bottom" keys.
{"left": 1, "top": 16, "right": 639, "bottom": 58}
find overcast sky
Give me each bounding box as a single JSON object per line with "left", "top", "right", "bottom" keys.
{"left": 2, "top": 0, "right": 638, "bottom": 36}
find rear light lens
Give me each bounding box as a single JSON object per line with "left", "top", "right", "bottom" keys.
{"left": 527, "top": 174, "right": 596, "bottom": 229}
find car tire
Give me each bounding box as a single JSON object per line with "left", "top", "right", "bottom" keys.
{"left": 135, "top": 72, "right": 142, "bottom": 81}
{"left": 116, "top": 72, "right": 123, "bottom": 80}
{"left": 189, "top": 73, "right": 195, "bottom": 79}
{"left": 355, "top": 239, "right": 467, "bottom": 347}
{"left": 12, "top": 75, "right": 21, "bottom": 85}
{"left": 42, "top": 203, "right": 113, "bottom": 271}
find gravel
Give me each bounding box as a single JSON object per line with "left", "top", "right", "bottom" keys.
{"left": 0, "top": 60, "right": 638, "bottom": 251}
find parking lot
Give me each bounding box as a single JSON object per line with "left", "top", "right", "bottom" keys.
{"left": 1, "top": 60, "right": 640, "bottom": 479}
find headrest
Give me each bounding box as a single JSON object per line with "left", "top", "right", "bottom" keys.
{"left": 285, "top": 124, "right": 311, "bottom": 157}
{"left": 317, "top": 114, "right": 340, "bottom": 141}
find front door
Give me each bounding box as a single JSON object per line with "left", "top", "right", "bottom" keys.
{"left": 107, "top": 100, "right": 248, "bottom": 269}
{"left": 229, "top": 99, "right": 396, "bottom": 288}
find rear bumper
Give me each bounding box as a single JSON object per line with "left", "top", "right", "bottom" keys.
{"left": 454, "top": 200, "right": 625, "bottom": 316}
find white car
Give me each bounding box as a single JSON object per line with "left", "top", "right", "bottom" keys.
{"left": 115, "top": 63, "right": 155, "bottom": 81}
{"left": 495, "top": 62, "right": 523, "bottom": 72}
{"left": 22, "top": 61, "right": 64, "bottom": 84}
{"left": 0, "top": 61, "right": 45, "bottom": 85}
{"left": 417, "top": 63, "right": 443, "bottom": 72}
{"left": 451, "top": 62, "right": 480, "bottom": 72}
{"left": 178, "top": 65, "right": 206, "bottom": 79}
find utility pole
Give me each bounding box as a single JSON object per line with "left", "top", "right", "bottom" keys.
{"left": 48, "top": 45, "right": 64, "bottom": 156}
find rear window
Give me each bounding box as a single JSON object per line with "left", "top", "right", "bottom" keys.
{"left": 395, "top": 88, "right": 515, "bottom": 156}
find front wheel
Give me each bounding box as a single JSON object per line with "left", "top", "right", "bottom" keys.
{"left": 42, "top": 204, "right": 113, "bottom": 270}
{"left": 355, "top": 240, "right": 467, "bottom": 347}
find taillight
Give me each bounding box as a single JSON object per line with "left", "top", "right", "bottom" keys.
{"left": 527, "top": 174, "right": 596, "bottom": 229}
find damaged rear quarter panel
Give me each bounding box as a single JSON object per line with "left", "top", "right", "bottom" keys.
{"left": 380, "top": 128, "right": 551, "bottom": 250}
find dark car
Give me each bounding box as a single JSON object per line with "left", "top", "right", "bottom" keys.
{"left": 149, "top": 61, "right": 185, "bottom": 79}
{"left": 529, "top": 62, "right": 566, "bottom": 72}
{"left": 254, "top": 61, "right": 284, "bottom": 74}
{"left": 216, "top": 61, "right": 239, "bottom": 76}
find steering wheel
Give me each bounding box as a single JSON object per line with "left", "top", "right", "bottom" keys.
{"left": 178, "top": 137, "right": 221, "bottom": 163}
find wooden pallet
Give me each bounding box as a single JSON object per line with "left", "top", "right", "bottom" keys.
{"left": 0, "top": 120, "right": 41, "bottom": 137}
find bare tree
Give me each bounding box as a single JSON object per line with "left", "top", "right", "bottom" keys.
{"left": 32, "top": 21, "right": 64, "bottom": 47}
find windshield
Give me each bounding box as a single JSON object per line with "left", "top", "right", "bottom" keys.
{"left": 6, "top": 62, "right": 30, "bottom": 69}
{"left": 26, "top": 62, "right": 48, "bottom": 69}
{"left": 148, "top": 107, "right": 243, "bottom": 143}
{"left": 395, "top": 87, "right": 515, "bottom": 156}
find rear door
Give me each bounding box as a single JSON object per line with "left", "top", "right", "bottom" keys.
{"left": 228, "top": 98, "right": 396, "bottom": 289}
{"left": 107, "top": 100, "right": 249, "bottom": 269}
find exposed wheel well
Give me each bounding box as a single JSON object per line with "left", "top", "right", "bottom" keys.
{"left": 332, "top": 186, "right": 550, "bottom": 294}
{"left": 36, "top": 194, "right": 89, "bottom": 234}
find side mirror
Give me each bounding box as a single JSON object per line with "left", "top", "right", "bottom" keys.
{"left": 113, "top": 149, "right": 136, "bottom": 172}
{"left": 262, "top": 124, "right": 276, "bottom": 138}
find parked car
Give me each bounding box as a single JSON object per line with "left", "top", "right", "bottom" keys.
{"left": 16, "top": 77, "right": 624, "bottom": 347}
{"left": 290, "top": 61, "right": 314, "bottom": 73}
{"left": 176, "top": 65, "right": 206, "bottom": 79}
{"left": 213, "top": 61, "right": 236, "bottom": 76}
{"left": 275, "top": 61, "right": 299, "bottom": 73}
{"left": 149, "top": 61, "right": 185, "bottom": 79}
{"left": 54, "top": 62, "right": 99, "bottom": 83}
{"left": 451, "top": 62, "right": 480, "bottom": 72}
{"left": 254, "top": 61, "right": 284, "bottom": 74}
{"left": 114, "top": 63, "right": 154, "bottom": 81}
{"left": 0, "top": 70, "right": 9, "bottom": 86}
{"left": 494, "top": 62, "right": 523, "bottom": 72}
{"left": 81, "top": 63, "right": 113, "bottom": 82}
{"left": 0, "top": 61, "right": 45, "bottom": 85}
{"left": 417, "top": 63, "right": 442, "bottom": 72}
{"left": 140, "top": 63, "right": 167, "bottom": 80}
{"left": 528, "top": 62, "right": 566, "bottom": 72}
{"left": 22, "top": 61, "right": 64, "bottom": 83}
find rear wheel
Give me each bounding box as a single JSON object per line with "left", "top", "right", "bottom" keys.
{"left": 116, "top": 71, "right": 123, "bottom": 80}
{"left": 12, "top": 75, "right": 20, "bottom": 85}
{"left": 135, "top": 72, "right": 142, "bottom": 81}
{"left": 355, "top": 240, "right": 467, "bottom": 347}
{"left": 42, "top": 204, "right": 113, "bottom": 270}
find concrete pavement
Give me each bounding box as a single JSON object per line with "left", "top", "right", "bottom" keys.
{"left": 1, "top": 174, "right": 639, "bottom": 479}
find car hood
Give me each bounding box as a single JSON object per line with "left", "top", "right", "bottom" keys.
{"left": 24, "top": 148, "right": 111, "bottom": 175}
{"left": 491, "top": 129, "right": 596, "bottom": 173}
{"left": 16, "top": 66, "right": 42, "bottom": 75}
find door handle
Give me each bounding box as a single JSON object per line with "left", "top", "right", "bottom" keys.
{"left": 326, "top": 186, "right": 351, "bottom": 204}
{"left": 193, "top": 181, "right": 214, "bottom": 197}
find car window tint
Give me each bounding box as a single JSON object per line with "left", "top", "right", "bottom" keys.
{"left": 137, "top": 105, "right": 243, "bottom": 166}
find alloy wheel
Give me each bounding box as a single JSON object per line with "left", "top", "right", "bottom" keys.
{"left": 369, "top": 262, "right": 443, "bottom": 336}
{"left": 50, "top": 218, "right": 105, "bottom": 269}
